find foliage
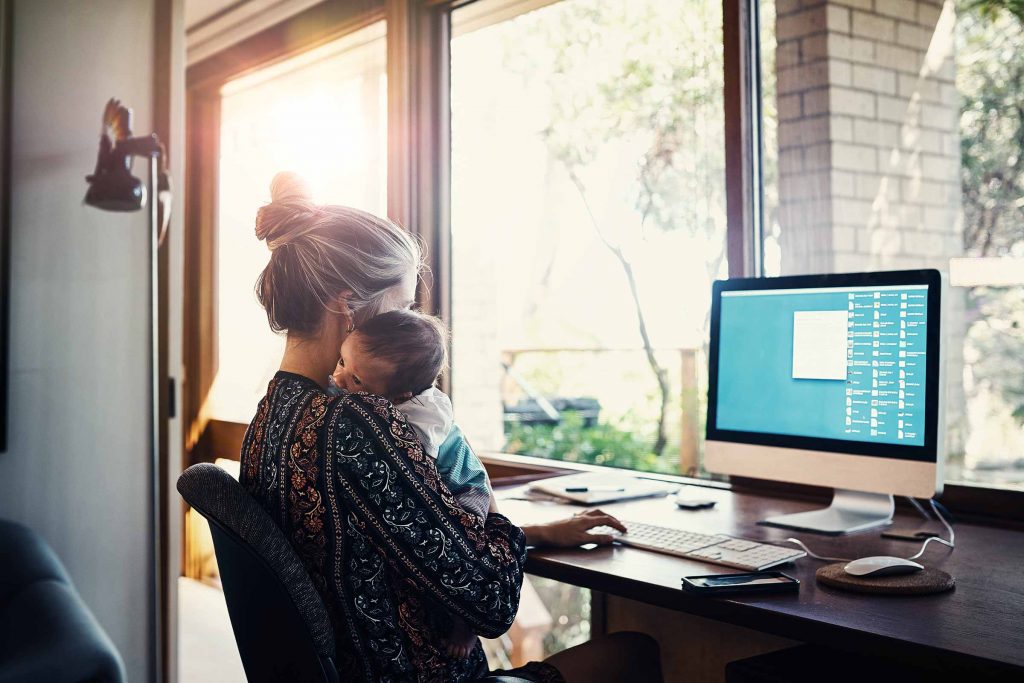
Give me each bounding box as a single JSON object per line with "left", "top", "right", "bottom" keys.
{"left": 958, "top": 4, "right": 1024, "bottom": 257}
{"left": 509, "top": 1, "right": 725, "bottom": 245}
{"left": 957, "top": 1, "right": 1024, "bottom": 424}
{"left": 504, "top": 0, "right": 726, "bottom": 458}
{"left": 965, "top": 0, "right": 1024, "bottom": 22}
{"left": 504, "top": 411, "right": 678, "bottom": 473}
{"left": 965, "top": 288, "right": 1024, "bottom": 420}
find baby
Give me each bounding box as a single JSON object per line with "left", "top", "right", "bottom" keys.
{"left": 328, "top": 308, "right": 491, "bottom": 658}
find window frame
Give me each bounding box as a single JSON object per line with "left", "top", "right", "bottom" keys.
{"left": 182, "top": 0, "right": 1024, "bottom": 525}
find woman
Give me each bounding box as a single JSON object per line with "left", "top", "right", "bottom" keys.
{"left": 240, "top": 173, "right": 663, "bottom": 683}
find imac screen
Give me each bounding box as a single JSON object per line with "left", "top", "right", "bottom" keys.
{"left": 715, "top": 285, "right": 928, "bottom": 447}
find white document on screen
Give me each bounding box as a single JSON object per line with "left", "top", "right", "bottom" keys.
{"left": 792, "top": 310, "right": 849, "bottom": 380}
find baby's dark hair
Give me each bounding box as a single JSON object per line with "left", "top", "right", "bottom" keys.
{"left": 354, "top": 309, "right": 448, "bottom": 396}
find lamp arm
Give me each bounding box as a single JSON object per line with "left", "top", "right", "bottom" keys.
{"left": 117, "top": 134, "right": 171, "bottom": 245}
{"left": 118, "top": 133, "right": 163, "bottom": 158}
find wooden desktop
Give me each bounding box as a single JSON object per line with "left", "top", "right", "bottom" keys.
{"left": 497, "top": 482, "right": 1024, "bottom": 681}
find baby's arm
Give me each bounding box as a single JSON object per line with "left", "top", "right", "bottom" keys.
{"left": 400, "top": 388, "right": 493, "bottom": 520}
{"left": 435, "top": 424, "right": 492, "bottom": 522}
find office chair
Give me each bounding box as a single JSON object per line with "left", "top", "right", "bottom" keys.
{"left": 178, "top": 463, "right": 538, "bottom": 683}
{"left": 177, "top": 463, "right": 340, "bottom": 683}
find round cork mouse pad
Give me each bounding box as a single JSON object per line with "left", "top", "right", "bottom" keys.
{"left": 816, "top": 563, "right": 955, "bottom": 595}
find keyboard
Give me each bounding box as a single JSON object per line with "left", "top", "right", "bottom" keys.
{"left": 592, "top": 520, "right": 806, "bottom": 571}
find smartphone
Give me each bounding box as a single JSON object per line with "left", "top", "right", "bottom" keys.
{"left": 681, "top": 571, "right": 800, "bottom": 595}
{"left": 880, "top": 529, "right": 939, "bottom": 542}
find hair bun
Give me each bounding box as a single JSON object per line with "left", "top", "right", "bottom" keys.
{"left": 256, "top": 172, "right": 317, "bottom": 250}
{"left": 269, "top": 171, "right": 313, "bottom": 203}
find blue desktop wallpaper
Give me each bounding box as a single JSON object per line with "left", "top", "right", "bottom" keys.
{"left": 715, "top": 287, "right": 927, "bottom": 447}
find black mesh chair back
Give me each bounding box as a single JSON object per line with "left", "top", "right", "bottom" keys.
{"left": 177, "top": 463, "right": 339, "bottom": 683}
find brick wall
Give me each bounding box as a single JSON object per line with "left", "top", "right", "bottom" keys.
{"left": 775, "top": 0, "right": 965, "bottom": 453}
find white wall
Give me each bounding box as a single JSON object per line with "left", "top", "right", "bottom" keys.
{"left": 165, "top": 0, "right": 188, "bottom": 680}
{"left": 0, "top": 1, "right": 159, "bottom": 680}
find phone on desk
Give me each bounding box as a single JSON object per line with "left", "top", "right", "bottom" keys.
{"left": 682, "top": 571, "right": 800, "bottom": 595}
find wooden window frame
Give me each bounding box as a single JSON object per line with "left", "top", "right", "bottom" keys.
{"left": 182, "top": 0, "right": 1024, "bottom": 527}
{"left": 385, "top": 0, "right": 452, "bottom": 343}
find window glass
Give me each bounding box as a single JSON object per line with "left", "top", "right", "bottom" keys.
{"left": 451, "top": 0, "right": 726, "bottom": 478}
{"left": 211, "top": 23, "right": 387, "bottom": 422}
{"left": 759, "top": 0, "right": 1024, "bottom": 488}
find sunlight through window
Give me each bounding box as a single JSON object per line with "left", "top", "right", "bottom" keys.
{"left": 210, "top": 22, "right": 387, "bottom": 423}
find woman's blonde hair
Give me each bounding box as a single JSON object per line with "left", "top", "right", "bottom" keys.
{"left": 254, "top": 172, "right": 422, "bottom": 335}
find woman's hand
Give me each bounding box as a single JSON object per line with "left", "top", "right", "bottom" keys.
{"left": 522, "top": 509, "right": 628, "bottom": 548}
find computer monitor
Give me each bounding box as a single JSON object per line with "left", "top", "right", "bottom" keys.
{"left": 705, "top": 270, "right": 944, "bottom": 535}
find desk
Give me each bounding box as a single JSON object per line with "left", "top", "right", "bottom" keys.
{"left": 498, "top": 484, "right": 1024, "bottom": 680}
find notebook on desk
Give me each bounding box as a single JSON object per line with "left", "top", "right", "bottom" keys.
{"left": 527, "top": 472, "right": 676, "bottom": 505}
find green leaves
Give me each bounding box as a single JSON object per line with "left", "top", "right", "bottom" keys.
{"left": 964, "top": 0, "right": 1024, "bottom": 23}
{"left": 507, "top": 0, "right": 726, "bottom": 243}
{"left": 958, "top": 2, "right": 1024, "bottom": 425}
{"left": 959, "top": 1, "right": 1024, "bottom": 256}
{"left": 504, "top": 411, "right": 677, "bottom": 474}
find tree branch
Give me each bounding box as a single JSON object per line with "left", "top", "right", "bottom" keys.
{"left": 565, "top": 165, "right": 672, "bottom": 457}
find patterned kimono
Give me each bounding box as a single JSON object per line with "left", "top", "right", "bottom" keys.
{"left": 240, "top": 371, "right": 562, "bottom": 683}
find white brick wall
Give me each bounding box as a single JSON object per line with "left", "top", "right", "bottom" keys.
{"left": 876, "top": 0, "right": 919, "bottom": 22}
{"left": 851, "top": 10, "right": 896, "bottom": 42}
{"left": 774, "top": 0, "right": 966, "bottom": 452}
{"left": 776, "top": 0, "right": 961, "bottom": 268}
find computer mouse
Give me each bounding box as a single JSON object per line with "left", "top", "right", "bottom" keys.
{"left": 843, "top": 556, "right": 924, "bottom": 577}
{"left": 674, "top": 494, "right": 716, "bottom": 510}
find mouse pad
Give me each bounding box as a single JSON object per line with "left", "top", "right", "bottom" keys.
{"left": 816, "top": 563, "right": 955, "bottom": 595}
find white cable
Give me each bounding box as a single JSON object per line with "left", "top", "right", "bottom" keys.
{"left": 905, "top": 496, "right": 931, "bottom": 521}
{"left": 906, "top": 498, "right": 955, "bottom": 560}
{"left": 783, "top": 498, "right": 955, "bottom": 564}
{"left": 783, "top": 537, "right": 851, "bottom": 563}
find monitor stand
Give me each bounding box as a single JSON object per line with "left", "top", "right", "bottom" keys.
{"left": 759, "top": 489, "right": 894, "bottom": 535}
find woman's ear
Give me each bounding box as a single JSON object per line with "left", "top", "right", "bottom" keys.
{"left": 392, "top": 391, "right": 414, "bottom": 404}
{"left": 333, "top": 290, "right": 355, "bottom": 333}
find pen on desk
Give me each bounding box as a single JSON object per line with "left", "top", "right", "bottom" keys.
{"left": 564, "top": 486, "right": 626, "bottom": 493}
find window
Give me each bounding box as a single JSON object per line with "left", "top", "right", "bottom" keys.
{"left": 758, "top": 0, "right": 1024, "bottom": 489}
{"left": 182, "top": 0, "right": 1024, "bottom": 542}
{"left": 450, "top": 0, "right": 726, "bottom": 477}
{"left": 209, "top": 23, "right": 387, "bottom": 422}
